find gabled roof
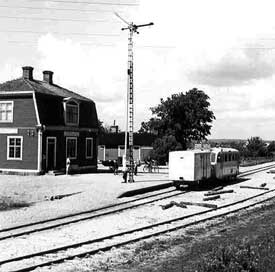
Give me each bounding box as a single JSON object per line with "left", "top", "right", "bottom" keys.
{"left": 0, "top": 77, "right": 93, "bottom": 102}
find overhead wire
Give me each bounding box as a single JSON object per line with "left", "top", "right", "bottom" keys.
{"left": 5, "top": 40, "right": 176, "bottom": 49}
{"left": 23, "top": 0, "right": 139, "bottom": 6}
{"left": 0, "top": 30, "right": 120, "bottom": 37}
{"left": 6, "top": 40, "right": 116, "bottom": 46}
{"left": 0, "top": 15, "right": 114, "bottom": 22}
{"left": 0, "top": 4, "right": 113, "bottom": 12}
{"left": 0, "top": 0, "right": 140, "bottom": 46}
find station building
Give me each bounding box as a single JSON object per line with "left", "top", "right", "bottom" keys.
{"left": 0, "top": 66, "right": 99, "bottom": 175}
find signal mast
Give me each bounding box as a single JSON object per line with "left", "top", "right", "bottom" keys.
{"left": 115, "top": 12, "right": 153, "bottom": 183}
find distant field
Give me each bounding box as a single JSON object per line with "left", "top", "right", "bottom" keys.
{"left": 241, "top": 157, "right": 274, "bottom": 167}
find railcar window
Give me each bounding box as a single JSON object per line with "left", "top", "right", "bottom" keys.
{"left": 228, "top": 154, "right": 231, "bottom": 161}
{"left": 224, "top": 154, "right": 228, "bottom": 162}
{"left": 211, "top": 153, "right": 216, "bottom": 162}
{"left": 217, "top": 154, "right": 221, "bottom": 162}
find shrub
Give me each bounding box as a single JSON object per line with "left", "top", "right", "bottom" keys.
{"left": 0, "top": 196, "right": 30, "bottom": 211}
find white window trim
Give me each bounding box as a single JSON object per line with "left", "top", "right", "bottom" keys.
{"left": 66, "top": 137, "right": 77, "bottom": 159}
{"left": 7, "top": 136, "right": 23, "bottom": 160}
{"left": 0, "top": 101, "right": 14, "bottom": 123}
{"left": 63, "top": 98, "right": 79, "bottom": 126}
{"left": 86, "top": 137, "right": 93, "bottom": 159}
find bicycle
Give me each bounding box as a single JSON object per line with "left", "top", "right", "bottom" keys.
{"left": 142, "top": 161, "right": 159, "bottom": 173}
{"left": 143, "top": 164, "right": 152, "bottom": 173}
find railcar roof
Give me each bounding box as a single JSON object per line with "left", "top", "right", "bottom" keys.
{"left": 211, "top": 147, "right": 239, "bottom": 154}
{"left": 170, "top": 149, "right": 211, "bottom": 154}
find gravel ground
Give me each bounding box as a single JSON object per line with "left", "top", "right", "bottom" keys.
{"left": 1, "top": 163, "right": 275, "bottom": 271}
{"left": 16, "top": 188, "right": 275, "bottom": 272}
{"left": 0, "top": 166, "right": 169, "bottom": 229}
{"left": 0, "top": 162, "right": 274, "bottom": 272}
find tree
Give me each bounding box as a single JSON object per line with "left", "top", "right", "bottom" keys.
{"left": 229, "top": 141, "right": 248, "bottom": 158}
{"left": 246, "top": 137, "right": 266, "bottom": 157}
{"left": 98, "top": 120, "right": 110, "bottom": 135}
{"left": 267, "top": 141, "right": 275, "bottom": 156}
{"left": 141, "top": 88, "right": 215, "bottom": 151}
{"left": 150, "top": 135, "right": 182, "bottom": 164}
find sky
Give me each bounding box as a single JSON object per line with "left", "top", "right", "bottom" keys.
{"left": 1, "top": 0, "right": 275, "bottom": 140}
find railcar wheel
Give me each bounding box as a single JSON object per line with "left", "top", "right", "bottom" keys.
{"left": 173, "top": 181, "right": 181, "bottom": 190}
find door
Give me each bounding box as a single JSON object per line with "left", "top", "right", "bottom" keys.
{"left": 46, "top": 137, "right": 56, "bottom": 171}
{"left": 201, "top": 154, "right": 208, "bottom": 179}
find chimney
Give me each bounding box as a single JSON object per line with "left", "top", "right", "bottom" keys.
{"left": 43, "top": 70, "right": 53, "bottom": 84}
{"left": 22, "top": 66, "right": 34, "bottom": 80}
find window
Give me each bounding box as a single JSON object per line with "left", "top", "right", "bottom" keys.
{"left": 66, "top": 101, "right": 79, "bottom": 125}
{"left": 86, "top": 138, "right": 93, "bottom": 158}
{"left": 66, "top": 137, "right": 77, "bottom": 159}
{"left": 0, "top": 101, "right": 13, "bottom": 122}
{"left": 211, "top": 153, "right": 216, "bottom": 163}
{"left": 7, "top": 136, "right": 23, "bottom": 160}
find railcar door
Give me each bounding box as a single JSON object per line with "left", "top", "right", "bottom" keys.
{"left": 217, "top": 152, "right": 223, "bottom": 179}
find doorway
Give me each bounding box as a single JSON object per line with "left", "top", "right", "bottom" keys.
{"left": 46, "top": 137, "right": 56, "bottom": 171}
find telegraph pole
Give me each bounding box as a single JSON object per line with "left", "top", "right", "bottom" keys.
{"left": 115, "top": 13, "right": 153, "bottom": 182}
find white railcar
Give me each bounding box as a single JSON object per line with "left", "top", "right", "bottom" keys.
{"left": 169, "top": 148, "right": 240, "bottom": 188}
{"left": 169, "top": 150, "right": 212, "bottom": 188}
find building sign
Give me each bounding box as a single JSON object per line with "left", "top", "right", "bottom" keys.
{"left": 0, "top": 128, "right": 18, "bottom": 134}
{"left": 64, "top": 131, "right": 79, "bottom": 137}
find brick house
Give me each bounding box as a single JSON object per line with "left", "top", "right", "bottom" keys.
{"left": 0, "top": 66, "right": 99, "bottom": 175}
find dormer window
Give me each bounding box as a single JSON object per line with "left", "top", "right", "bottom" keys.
{"left": 0, "top": 101, "right": 13, "bottom": 123}
{"left": 64, "top": 98, "right": 79, "bottom": 126}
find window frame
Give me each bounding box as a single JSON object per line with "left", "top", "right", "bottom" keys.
{"left": 64, "top": 99, "right": 79, "bottom": 126}
{"left": 86, "top": 137, "right": 93, "bottom": 159}
{"left": 0, "top": 101, "right": 14, "bottom": 123}
{"left": 7, "top": 136, "right": 23, "bottom": 160}
{"left": 66, "top": 137, "right": 77, "bottom": 159}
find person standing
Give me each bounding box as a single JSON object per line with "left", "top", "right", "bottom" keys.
{"left": 134, "top": 161, "right": 138, "bottom": 175}
{"left": 113, "top": 160, "right": 118, "bottom": 175}
{"left": 122, "top": 169, "right": 128, "bottom": 183}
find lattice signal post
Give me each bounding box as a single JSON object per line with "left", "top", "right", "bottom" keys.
{"left": 115, "top": 13, "right": 153, "bottom": 182}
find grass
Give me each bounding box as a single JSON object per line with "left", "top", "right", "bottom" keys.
{"left": 197, "top": 232, "right": 275, "bottom": 272}
{"left": 109, "top": 200, "right": 275, "bottom": 272}
{"left": 0, "top": 195, "right": 30, "bottom": 211}
{"left": 187, "top": 203, "right": 275, "bottom": 272}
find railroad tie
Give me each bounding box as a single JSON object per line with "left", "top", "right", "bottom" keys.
{"left": 160, "top": 201, "right": 187, "bottom": 210}
{"left": 203, "top": 195, "right": 221, "bottom": 201}
{"left": 240, "top": 185, "right": 269, "bottom": 190}
{"left": 211, "top": 186, "right": 224, "bottom": 191}
{"left": 204, "top": 189, "right": 234, "bottom": 196}
{"left": 179, "top": 201, "right": 217, "bottom": 209}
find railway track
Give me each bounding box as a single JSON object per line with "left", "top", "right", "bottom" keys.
{"left": 2, "top": 179, "right": 275, "bottom": 271}
{"left": 0, "top": 163, "right": 274, "bottom": 241}
{"left": 238, "top": 163, "right": 275, "bottom": 177}
{"left": 0, "top": 163, "right": 275, "bottom": 271}
{"left": 0, "top": 188, "right": 187, "bottom": 241}
{"left": 1, "top": 163, "right": 273, "bottom": 242}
